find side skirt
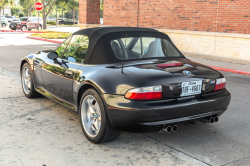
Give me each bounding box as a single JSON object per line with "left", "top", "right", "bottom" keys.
{"left": 36, "top": 87, "right": 77, "bottom": 112}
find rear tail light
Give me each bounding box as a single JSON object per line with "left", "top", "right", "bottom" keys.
{"left": 214, "top": 78, "right": 226, "bottom": 91}
{"left": 125, "top": 85, "right": 162, "bottom": 100}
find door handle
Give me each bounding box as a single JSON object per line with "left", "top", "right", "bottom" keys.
{"left": 65, "top": 70, "right": 73, "bottom": 77}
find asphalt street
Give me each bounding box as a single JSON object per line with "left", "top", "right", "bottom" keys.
{"left": 1, "top": 32, "right": 250, "bottom": 166}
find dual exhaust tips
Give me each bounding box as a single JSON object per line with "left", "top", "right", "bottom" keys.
{"left": 200, "top": 116, "right": 219, "bottom": 123}
{"left": 161, "top": 116, "right": 219, "bottom": 133}
{"left": 162, "top": 125, "right": 178, "bottom": 133}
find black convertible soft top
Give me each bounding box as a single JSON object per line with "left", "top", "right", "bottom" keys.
{"left": 72, "top": 27, "right": 180, "bottom": 64}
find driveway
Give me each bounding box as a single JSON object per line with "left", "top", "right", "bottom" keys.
{"left": 1, "top": 32, "right": 250, "bottom": 166}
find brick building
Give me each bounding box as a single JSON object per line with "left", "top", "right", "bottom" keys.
{"left": 79, "top": 0, "right": 250, "bottom": 61}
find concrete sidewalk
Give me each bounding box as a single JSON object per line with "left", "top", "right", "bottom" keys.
{"left": 183, "top": 52, "right": 250, "bottom": 72}
{"left": 0, "top": 67, "right": 206, "bottom": 166}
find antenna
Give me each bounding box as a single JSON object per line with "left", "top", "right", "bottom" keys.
{"left": 121, "top": 33, "right": 127, "bottom": 73}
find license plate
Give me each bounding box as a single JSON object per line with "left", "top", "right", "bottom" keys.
{"left": 181, "top": 80, "right": 202, "bottom": 97}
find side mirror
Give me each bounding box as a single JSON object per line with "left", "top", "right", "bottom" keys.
{"left": 67, "top": 56, "right": 76, "bottom": 62}
{"left": 48, "top": 51, "right": 58, "bottom": 60}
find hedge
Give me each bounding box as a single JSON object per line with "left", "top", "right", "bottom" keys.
{"left": 30, "top": 32, "right": 72, "bottom": 39}
{"left": 47, "top": 21, "right": 56, "bottom": 25}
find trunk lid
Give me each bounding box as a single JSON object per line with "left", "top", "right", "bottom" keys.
{"left": 124, "top": 58, "right": 223, "bottom": 98}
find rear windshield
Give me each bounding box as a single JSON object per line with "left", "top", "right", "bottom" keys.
{"left": 111, "top": 37, "right": 182, "bottom": 60}
{"left": 20, "top": 18, "right": 28, "bottom": 21}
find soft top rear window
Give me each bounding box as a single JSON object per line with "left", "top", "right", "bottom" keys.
{"left": 111, "top": 37, "right": 182, "bottom": 60}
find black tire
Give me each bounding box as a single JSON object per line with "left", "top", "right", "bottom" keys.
{"left": 2, "top": 23, "right": 6, "bottom": 28}
{"left": 21, "top": 63, "right": 40, "bottom": 98}
{"left": 21, "top": 26, "right": 27, "bottom": 31}
{"left": 79, "top": 88, "right": 120, "bottom": 144}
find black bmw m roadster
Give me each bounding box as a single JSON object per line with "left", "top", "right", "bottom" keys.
{"left": 20, "top": 27, "right": 231, "bottom": 143}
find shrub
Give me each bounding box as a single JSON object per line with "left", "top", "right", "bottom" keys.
{"left": 19, "top": 14, "right": 24, "bottom": 17}
{"left": 47, "top": 21, "right": 56, "bottom": 25}
{"left": 31, "top": 32, "right": 72, "bottom": 39}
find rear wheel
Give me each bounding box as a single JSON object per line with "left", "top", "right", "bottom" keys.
{"left": 79, "top": 88, "right": 119, "bottom": 144}
{"left": 21, "top": 26, "right": 27, "bottom": 31}
{"left": 2, "top": 23, "right": 6, "bottom": 28}
{"left": 21, "top": 63, "right": 40, "bottom": 98}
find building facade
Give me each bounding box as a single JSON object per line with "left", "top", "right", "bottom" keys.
{"left": 79, "top": 0, "right": 250, "bottom": 61}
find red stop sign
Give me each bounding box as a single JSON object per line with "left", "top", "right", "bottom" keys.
{"left": 34, "top": 2, "right": 43, "bottom": 11}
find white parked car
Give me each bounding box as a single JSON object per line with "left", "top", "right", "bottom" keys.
{"left": 100, "top": 18, "right": 103, "bottom": 25}
{"left": 1, "top": 15, "right": 15, "bottom": 22}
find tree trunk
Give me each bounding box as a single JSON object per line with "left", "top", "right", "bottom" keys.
{"left": 56, "top": 5, "right": 58, "bottom": 25}
{"left": 72, "top": 7, "right": 75, "bottom": 24}
{"left": 28, "top": 8, "right": 31, "bottom": 17}
{"left": 42, "top": 9, "right": 47, "bottom": 29}
{"left": 76, "top": 10, "right": 78, "bottom": 24}
{"left": 3, "top": 7, "right": 4, "bottom": 15}
{"left": 62, "top": 9, "right": 63, "bottom": 20}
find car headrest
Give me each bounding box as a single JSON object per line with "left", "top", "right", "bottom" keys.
{"left": 111, "top": 42, "right": 122, "bottom": 59}
{"left": 143, "top": 41, "right": 155, "bottom": 58}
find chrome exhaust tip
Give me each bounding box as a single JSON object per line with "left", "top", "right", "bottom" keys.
{"left": 200, "top": 117, "right": 215, "bottom": 123}
{"left": 210, "top": 117, "right": 215, "bottom": 123}
{"left": 172, "top": 125, "right": 178, "bottom": 132}
{"left": 162, "top": 126, "right": 172, "bottom": 133}
{"left": 214, "top": 116, "right": 219, "bottom": 122}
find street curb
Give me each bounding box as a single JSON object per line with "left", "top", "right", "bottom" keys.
{"left": 209, "top": 66, "right": 250, "bottom": 76}
{"left": 27, "top": 36, "right": 63, "bottom": 44}
{"left": 0, "top": 30, "right": 49, "bottom": 33}
{"left": 25, "top": 36, "right": 250, "bottom": 76}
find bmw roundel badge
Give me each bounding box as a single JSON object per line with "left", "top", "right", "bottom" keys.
{"left": 183, "top": 70, "right": 191, "bottom": 75}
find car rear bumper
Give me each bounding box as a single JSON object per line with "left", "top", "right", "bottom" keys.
{"left": 103, "top": 89, "right": 231, "bottom": 132}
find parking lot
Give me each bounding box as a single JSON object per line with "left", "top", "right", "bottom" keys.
{"left": 1, "top": 32, "right": 250, "bottom": 166}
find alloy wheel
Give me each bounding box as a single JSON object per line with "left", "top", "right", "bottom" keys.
{"left": 22, "top": 67, "right": 31, "bottom": 94}
{"left": 81, "top": 95, "right": 102, "bottom": 137}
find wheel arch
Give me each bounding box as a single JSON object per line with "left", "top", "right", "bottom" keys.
{"left": 20, "top": 59, "right": 29, "bottom": 75}
{"left": 76, "top": 82, "right": 115, "bottom": 128}
{"left": 77, "top": 83, "right": 103, "bottom": 112}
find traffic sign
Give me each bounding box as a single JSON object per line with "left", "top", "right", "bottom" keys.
{"left": 34, "top": 2, "right": 43, "bottom": 11}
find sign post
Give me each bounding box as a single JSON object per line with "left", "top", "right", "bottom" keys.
{"left": 34, "top": 2, "right": 43, "bottom": 34}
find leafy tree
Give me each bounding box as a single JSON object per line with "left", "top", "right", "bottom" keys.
{"left": 41, "top": 0, "right": 57, "bottom": 29}
{"left": 68, "top": 0, "right": 79, "bottom": 23}
{"left": 19, "top": 0, "right": 36, "bottom": 17}
{"left": 0, "top": 0, "right": 14, "bottom": 15}
{"left": 55, "top": 0, "right": 70, "bottom": 20}
{"left": 0, "top": 0, "right": 13, "bottom": 30}
{"left": 11, "top": 6, "right": 22, "bottom": 16}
